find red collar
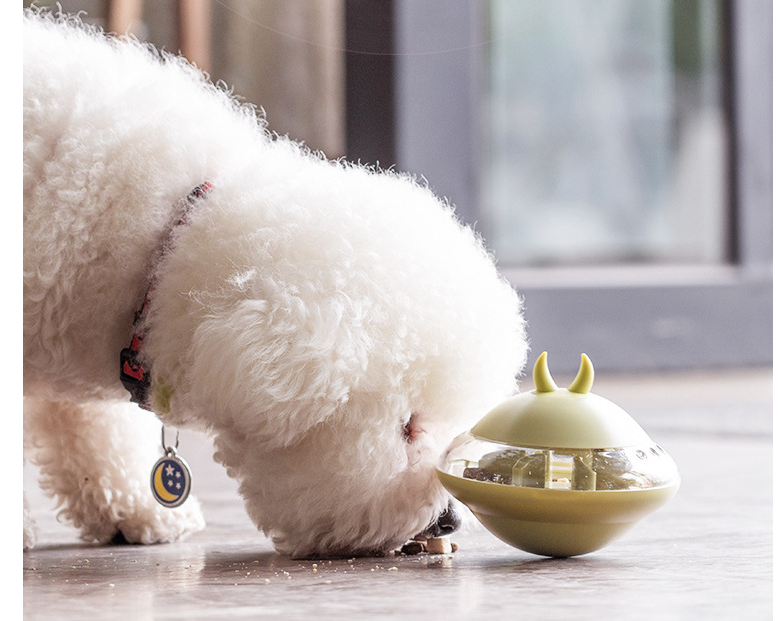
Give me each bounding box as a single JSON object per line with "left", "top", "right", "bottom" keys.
{"left": 120, "top": 182, "right": 214, "bottom": 410}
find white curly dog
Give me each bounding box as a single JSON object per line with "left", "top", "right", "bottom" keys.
{"left": 23, "top": 10, "right": 527, "bottom": 558}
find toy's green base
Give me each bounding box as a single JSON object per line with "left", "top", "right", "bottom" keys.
{"left": 472, "top": 513, "right": 637, "bottom": 557}
{"left": 438, "top": 469, "right": 680, "bottom": 557}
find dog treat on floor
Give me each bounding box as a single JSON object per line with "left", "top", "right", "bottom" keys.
{"left": 399, "top": 540, "right": 426, "bottom": 555}
{"left": 425, "top": 536, "right": 453, "bottom": 555}
{"left": 398, "top": 537, "right": 458, "bottom": 555}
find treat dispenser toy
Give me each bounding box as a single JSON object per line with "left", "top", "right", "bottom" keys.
{"left": 437, "top": 352, "right": 680, "bottom": 557}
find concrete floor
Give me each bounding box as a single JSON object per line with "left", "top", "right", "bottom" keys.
{"left": 23, "top": 367, "right": 773, "bottom": 620}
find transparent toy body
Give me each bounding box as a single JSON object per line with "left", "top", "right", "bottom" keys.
{"left": 440, "top": 433, "right": 679, "bottom": 492}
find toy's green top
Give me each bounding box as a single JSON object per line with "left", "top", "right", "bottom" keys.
{"left": 470, "top": 352, "right": 652, "bottom": 449}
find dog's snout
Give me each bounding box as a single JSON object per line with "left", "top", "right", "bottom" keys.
{"left": 429, "top": 501, "right": 461, "bottom": 537}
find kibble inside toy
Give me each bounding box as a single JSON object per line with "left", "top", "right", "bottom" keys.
{"left": 437, "top": 352, "right": 680, "bottom": 557}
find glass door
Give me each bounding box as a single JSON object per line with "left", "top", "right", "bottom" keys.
{"left": 484, "top": 0, "right": 728, "bottom": 267}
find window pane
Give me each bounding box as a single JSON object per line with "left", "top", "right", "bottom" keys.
{"left": 482, "top": 0, "right": 728, "bottom": 266}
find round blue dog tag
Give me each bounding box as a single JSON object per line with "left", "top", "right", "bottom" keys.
{"left": 150, "top": 451, "right": 192, "bottom": 508}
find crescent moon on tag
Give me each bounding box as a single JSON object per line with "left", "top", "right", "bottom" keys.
{"left": 151, "top": 455, "right": 191, "bottom": 508}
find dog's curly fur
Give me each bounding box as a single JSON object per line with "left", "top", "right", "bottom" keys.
{"left": 23, "top": 10, "right": 528, "bottom": 557}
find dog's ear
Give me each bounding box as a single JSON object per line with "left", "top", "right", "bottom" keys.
{"left": 183, "top": 298, "right": 360, "bottom": 447}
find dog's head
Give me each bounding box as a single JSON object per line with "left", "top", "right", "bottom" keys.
{"left": 146, "top": 166, "right": 527, "bottom": 558}
{"left": 207, "top": 394, "right": 499, "bottom": 558}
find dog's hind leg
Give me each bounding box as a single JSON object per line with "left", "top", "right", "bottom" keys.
{"left": 23, "top": 494, "right": 37, "bottom": 550}
{"left": 24, "top": 398, "right": 205, "bottom": 545}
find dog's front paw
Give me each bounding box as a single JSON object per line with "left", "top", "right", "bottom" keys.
{"left": 110, "top": 495, "right": 206, "bottom": 545}
{"left": 66, "top": 484, "right": 206, "bottom": 545}
{"left": 26, "top": 400, "right": 206, "bottom": 546}
{"left": 23, "top": 495, "right": 37, "bottom": 551}
{"left": 58, "top": 476, "right": 206, "bottom": 545}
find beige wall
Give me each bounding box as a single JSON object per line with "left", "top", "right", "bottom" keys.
{"left": 210, "top": 0, "right": 345, "bottom": 158}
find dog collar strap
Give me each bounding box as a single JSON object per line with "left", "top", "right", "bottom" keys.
{"left": 120, "top": 182, "right": 214, "bottom": 410}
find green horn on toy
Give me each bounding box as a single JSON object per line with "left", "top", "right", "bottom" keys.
{"left": 532, "top": 352, "right": 558, "bottom": 393}
{"left": 568, "top": 353, "right": 594, "bottom": 394}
